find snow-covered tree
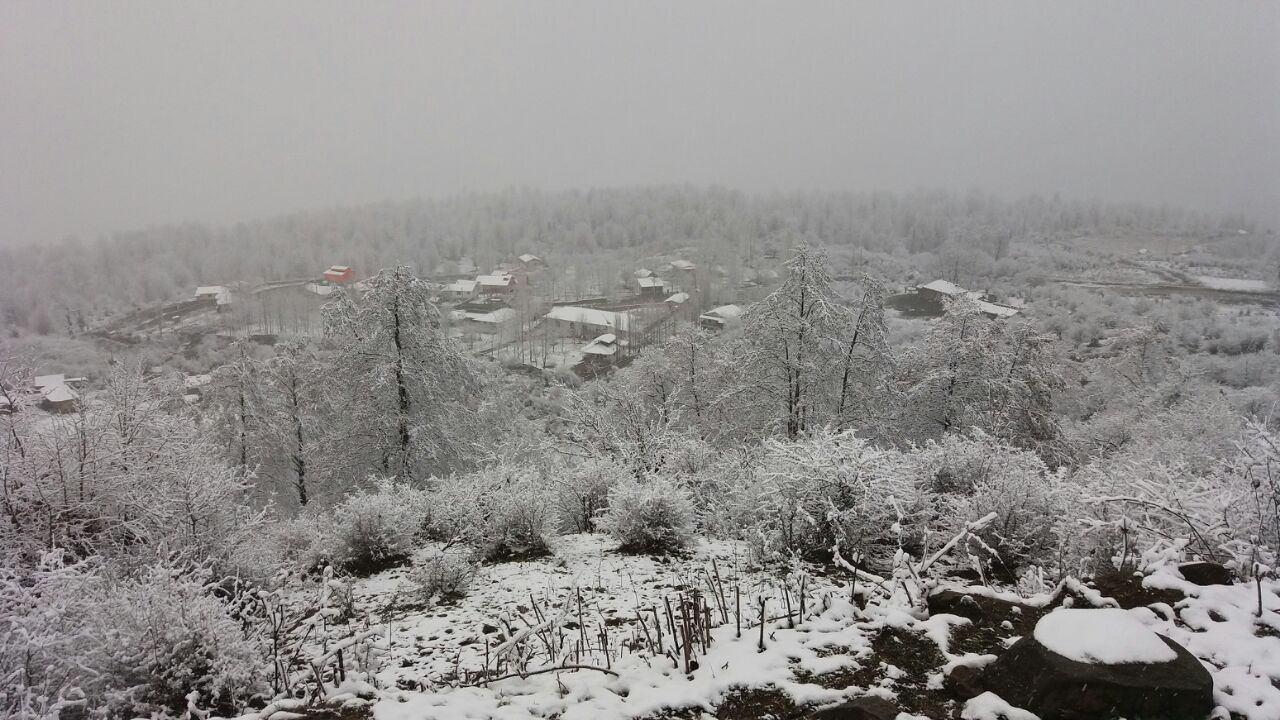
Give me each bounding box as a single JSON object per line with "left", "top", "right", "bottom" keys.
{"left": 323, "top": 266, "right": 480, "bottom": 483}
{"left": 739, "top": 244, "right": 850, "bottom": 438}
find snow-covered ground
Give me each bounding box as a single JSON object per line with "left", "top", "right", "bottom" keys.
{"left": 258, "top": 536, "right": 1280, "bottom": 720}
{"left": 1196, "top": 276, "right": 1271, "bottom": 292}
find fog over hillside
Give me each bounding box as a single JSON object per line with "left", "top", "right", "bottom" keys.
{"left": 1, "top": 1, "right": 1277, "bottom": 246}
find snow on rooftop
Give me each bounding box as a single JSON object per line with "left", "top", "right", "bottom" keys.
{"left": 638, "top": 276, "right": 664, "bottom": 288}
{"left": 194, "top": 285, "right": 225, "bottom": 296}
{"left": 671, "top": 259, "right": 696, "bottom": 270}
{"left": 977, "top": 300, "right": 1020, "bottom": 318}
{"left": 634, "top": 268, "right": 653, "bottom": 278}
{"left": 42, "top": 384, "right": 79, "bottom": 403}
{"left": 700, "top": 304, "right": 743, "bottom": 323}
{"left": 665, "top": 292, "right": 689, "bottom": 304}
{"left": 518, "top": 253, "right": 542, "bottom": 263}
{"left": 582, "top": 333, "right": 619, "bottom": 356}
{"left": 1034, "top": 609, "right": 1176, "bottom": 665}
{"left": 921, "top": 279, "right": 966, "bottom": 296}
{"left": 544, "top": 305, "right": 632, "bottom": 330}
{"left": 34, "top": 374, "right": 66, "bottom": 389}
{"left": 466, "top": 308, "right": 517, "bottom": 324}
{"left": 476, "top": 274, "right": 513, "bottom": 287}
{"left": 444, "top": 279, "right": 478, "bottom": 292}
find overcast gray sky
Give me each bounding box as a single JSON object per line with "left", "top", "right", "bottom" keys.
{"left": 2, "top": 1, "right": 1277, "bottom": 245}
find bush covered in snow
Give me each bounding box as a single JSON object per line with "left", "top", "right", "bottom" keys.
{"left": 409, "top": 544, "right": 482, "bottom": 603}
{"left": 1, "top": 553, "right": 266, "bottom": 720}
{"left": 321, "top": 477, "right": 429, "bottom": 574}
{"left": 552, "top": 457, "right": 624, "bottom": 533}
{"left": 431, "top": 465, "right": 555, "bottom": 560}
{"left": 598, "top": 476, "right": 696, "bottom": 554}
{"left": 915, "top": 433, "right": 1071, "bottom": 575}
{"left": 750, "top": 432, "right": 917, "bottom": 569}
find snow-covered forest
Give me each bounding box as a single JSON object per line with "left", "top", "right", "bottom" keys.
{"left": 4, "top": 190, "right": 1280, "bottom": 719}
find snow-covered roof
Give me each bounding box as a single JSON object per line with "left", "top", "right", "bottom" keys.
{"left": 327, "top": 265, "right": 351, "bottom": 272}
{"left": 183, "top": 374, "right": 212, "bottom": 389}
{"left": 701, "top": 304, "right": 743, "bottom": 321}
{"left": 670, "top": 260, "right": 696, "bottom": 271}
{"left": 638, "top": 277, "right": 664, "bottom": 288}
{"left": 42, "top": 384, "right": 79, "bottom": 403}
{"left": 194, "top": 285, "right": 232, "bottom": 305}
{"left": 977, "top": 300, "right": 1020, "bottom": 319}
{"left": 920, "top": 279, "right": 966, "bottom": 296}
{"left": 466, "top": 308, "right": 517, "bottom": 324}
{"left": 582, "top": 333, "right": 619, "bottom": 356}
{"left": 443, "top": 279, "right": 478, "bottom": 293}
{"left": 665, "top": 292, "right": 689, "bottom": 304}
{"left": 544, "top": 306, "right": 632, "bottom": 331}
{"left": 634, "top": 268, "right": 653, "bottom": 278}
{"left": 518, "top": 253, "right": 542, "bottom": 264}
{"left": 477, "top": 274, "right": 514, "bottom": 287}
{"left": 34, "top": 374, "right": 65, "bottom": 389}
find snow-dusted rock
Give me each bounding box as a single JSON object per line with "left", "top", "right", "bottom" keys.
{"left": 980, "top": 608, "right": 1213, "bottom": 720}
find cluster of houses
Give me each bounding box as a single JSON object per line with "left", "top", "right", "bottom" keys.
{"left": 439, "top": 254, "right": 545, "bottom": 302}
{"left": 0, "top": 373, "right": 87, "bottom": 414}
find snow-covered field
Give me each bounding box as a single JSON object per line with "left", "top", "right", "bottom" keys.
{"left": 1196, "top": 276, "right": 1271, "bottom": 292}
{"left": 261, "top": 535, "right": 1280, "bottom": 720}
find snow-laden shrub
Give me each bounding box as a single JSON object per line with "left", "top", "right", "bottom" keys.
{"left": 1, "top": 551, "right": 99, "bottom": 720}
{"left": 553, "top": 457, "right": 625, "bottom": 533}
{"left": 409, "top": 545, "right": 481, "bottom": 603}
{"left": 914, "top": 432, "right": 1070, "bottom": 574}
{"left": 598, "top": 476, "right": 696, "bottom": 554}
{"left": 431, "top": 465, "right": 555, "bottom": 560}
{"left": 750, "top": 431, "right": 917, "bottom": 570}
{"left": 274, "top": 512, "right": 336, "bottom": 572}
{"left": 685, "top": 446, "right": 762, "bottom": 539}
{"left": 0, "top": 553, "right": 266, "bottom": 720}
{"left": 86, "top": 563, "right": 268, "bottom": 717}
{"left": 328, "top": 477, "right": 430, "bottom": 574}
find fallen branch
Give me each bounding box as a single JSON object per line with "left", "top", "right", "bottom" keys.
{"left": 462, "top": 663, "right": 619, "bottom": 686}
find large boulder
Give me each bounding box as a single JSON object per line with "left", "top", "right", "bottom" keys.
{"left": 980, "top": 609, "right": 1214, "bottom": 720}
{"left": 1178, "top": 561, "right": 1234, "bottom": 586}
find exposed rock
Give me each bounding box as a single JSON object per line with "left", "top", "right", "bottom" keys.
{"left": 1178, "top": 561, "right": 1234, "bottom": 586}
{"left": 944, "top": 663, "right": 986, "bottom": 700}
{"left": 806, "top": 695, "right": 899, "bottom": 720}
{"left": 980, "top": 632, "right": 1213, "bottom": 720}
{"left": 927, "top": 588, "right": 1032, "bottom": 623}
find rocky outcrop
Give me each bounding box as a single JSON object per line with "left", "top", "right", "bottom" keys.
{"left": 980, "top": 632, "right": 1214, "bottom": 720}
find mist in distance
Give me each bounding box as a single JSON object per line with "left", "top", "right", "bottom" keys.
{"left": 1, "top": 0, "right": 1277, "bottom": 246}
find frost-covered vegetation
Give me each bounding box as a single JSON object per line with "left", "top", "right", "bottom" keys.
{"left": 3, "top": 191, "right": 1280, "bottom": 719}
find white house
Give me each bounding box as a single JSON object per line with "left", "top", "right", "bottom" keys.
{"left": 441, "top": 279, "right": 479, "bottom": 301}
{"left": 477, "top": 273, "right": 517, "bottom": 295}
{"left": 194, "top": 285, "right": 232, "bottom": 307}
{"left": 699, "top": 304, "right": 743, "bottom": 330}
{"left": 581, "top": 333, "right": 620, "bottom": 357}
{"left": 543, "top": 305, "right": 632, "bottom": 338}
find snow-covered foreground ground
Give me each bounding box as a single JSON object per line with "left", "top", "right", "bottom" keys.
{"left": 251, "top": 535, "right": 1280, "bottom": 720}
